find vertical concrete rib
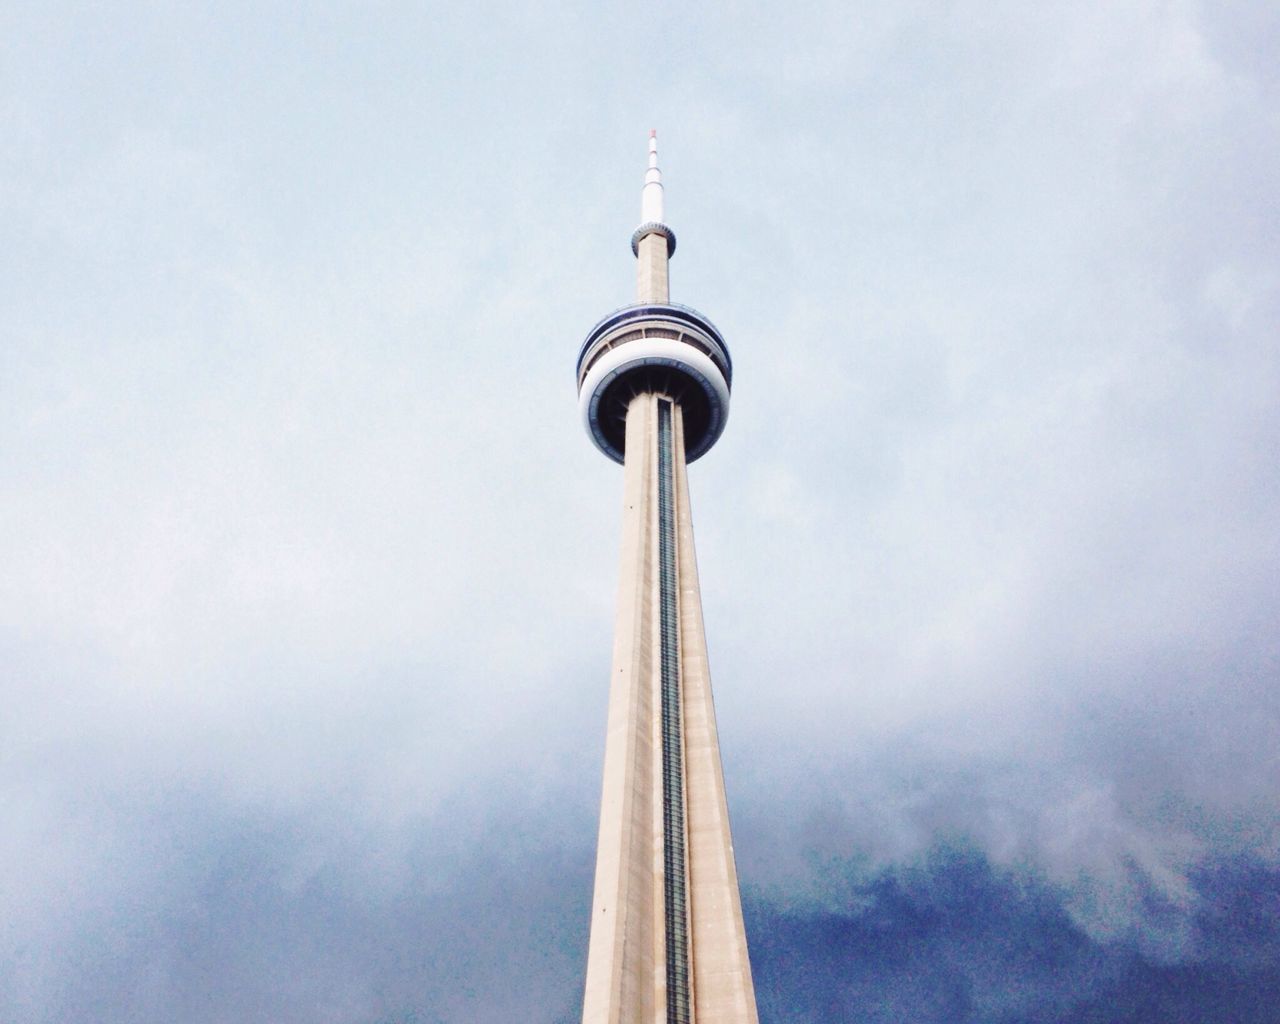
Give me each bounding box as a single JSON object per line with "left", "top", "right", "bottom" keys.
{"left": 582, "top": 395, "right": 657, "bottom": 1024}
{"left": 672, "top": 407, "right": 760, "bottom": 1024}
{"left": 657, "top": 399, "right": 691, "bottom": 1024}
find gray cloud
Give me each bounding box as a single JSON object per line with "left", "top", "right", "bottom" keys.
{"left": 2, "top": 0, "right": 1278, "bottom": 1019}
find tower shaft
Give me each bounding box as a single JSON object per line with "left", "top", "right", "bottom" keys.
{"left": 582, "top": 393, "right": 758, "bottom": 1024}
{"left": 636, "top": 231, "right": 670, "bottom": 303}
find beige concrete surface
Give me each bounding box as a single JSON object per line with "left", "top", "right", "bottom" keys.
{"left": 637, "top": 232, "right": 670, "bottom": 304}
{"left": 582, "top": 394, "right": 758, "bottom": 1024}
{"left": 582, "top": 395, "right": 658, "bottom": 1024}
{"left": 673, "top": 409, "right": 760, "bottom": 1024}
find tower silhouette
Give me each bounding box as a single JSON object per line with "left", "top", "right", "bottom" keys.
{"left": 575, "top": 133, "right": 758, "bottom": 1024}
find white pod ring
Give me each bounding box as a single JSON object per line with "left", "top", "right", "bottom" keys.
{"left": 575, "top": 303, "right": 732, "bottom": 464}
{"left": 579, "top": 339, "right": 730, "bottom": 464}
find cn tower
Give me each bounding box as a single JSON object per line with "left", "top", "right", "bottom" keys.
{"left": 576, "top": 133, "right": 758, "bottom": 1023}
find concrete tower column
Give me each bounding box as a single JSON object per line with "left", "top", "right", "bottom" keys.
{"left": 637, "top": 232, "right": 670, "bottom": 304}
{"left": 581, "top": 395, "right": 658, "bottom": 1024}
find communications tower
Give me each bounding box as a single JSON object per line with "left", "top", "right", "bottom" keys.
{"left": 575, "top": 133, "right": 759, "bottom": 1024}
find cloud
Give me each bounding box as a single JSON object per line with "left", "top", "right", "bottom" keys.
{"left": 1, "top": 0, "right": 1278, "bottom": 1019}
{"left": 745, "top": 846, "right": 1280, "bottom": 1024}
{"left": 0, "top": 785, "right": 595, "bottom": 1024}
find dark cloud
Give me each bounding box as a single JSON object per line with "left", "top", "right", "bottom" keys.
{"left": 7, "top": 785, "right": 1277, "bottom": 1024}
{"left": 746, "top": 848, "right": 1280, "bottom": 1023}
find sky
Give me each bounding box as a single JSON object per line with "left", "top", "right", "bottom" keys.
{"left": 2, "top": 2, "right": 1278, "bottom": 1021}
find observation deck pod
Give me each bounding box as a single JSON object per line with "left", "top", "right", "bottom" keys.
{"left": 577, "top": 303, "right": 732, "bottom": 464}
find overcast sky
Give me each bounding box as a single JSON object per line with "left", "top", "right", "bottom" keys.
{"left": 3, "top": 2, "right": 1278, "bottom": 1022}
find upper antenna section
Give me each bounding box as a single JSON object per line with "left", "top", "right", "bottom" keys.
{"left": 631, "top": 130, "right": 676, "bottom": 258}
{"left": 642, "top": 130, "right": 663, "bottom": 223}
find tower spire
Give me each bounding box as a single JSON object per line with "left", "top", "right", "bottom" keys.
{"left": 632, "top": 130, "right": 677, "bottom": 303}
